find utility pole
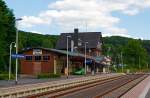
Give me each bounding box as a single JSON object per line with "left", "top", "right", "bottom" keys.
{"left": 84, "top": 42, "right": 88, "bottom": 75}
{"left": 139, "top": 56, "right": 141, "bottom": 72}
{"left": 121, "top": 52, "right": 123, "bottom": 73}
{"left": 107, "top": 47, "right": 111, "bottom": 73}
{"left": 85, "top": 21, "right": 87, "bottom": 32}
{"left": 9, "top": 42, "right": 16, "bottom": 80}
{"left": 147, "top": 63, "right": 149, "bottom": 72}
{"left": 15, "top": 18, "right": 22, "bottom": 84}
{"left": 66, "top": 36, "right": 71, "bottom": 78}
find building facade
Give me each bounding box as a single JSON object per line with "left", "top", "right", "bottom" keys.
{"left": 21, "top": 48, "right": 88, "bottom": 75}
{"left": 56, "top": 28, "right": 103, "bottom": 57}
{"left": 21, "top": 48, "right": 55, "bottom": 75}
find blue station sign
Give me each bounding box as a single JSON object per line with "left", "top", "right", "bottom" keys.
{"left": 11, "top": 54, "right": 25, "bottom": 59}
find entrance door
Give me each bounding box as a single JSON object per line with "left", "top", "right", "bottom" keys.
{"left": 33, "top": 62, "right": 41, "bottom": 75}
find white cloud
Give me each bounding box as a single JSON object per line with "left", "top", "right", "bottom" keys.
{"left": 105, "top": 27, "right": 128, "bottom": 34}
{"left": 30, "top": 30, "right": 42, "bottom": 34}
{"left": 19, "top": 0, "right": 150, "bottom": 37}
{"left": 19, "top": 16, "right": 51, "bottom": 28}
{"left": 102, "top": 33, "right": 131, "bottom": 37}
{"left": 122, "top": 9, "right": 139, "bottom": 16}
{"left": 102, "top": 32, "right": 131, "bottom": 38}
{"left": 102, "top": 26, "right": 131, "bottom": 37}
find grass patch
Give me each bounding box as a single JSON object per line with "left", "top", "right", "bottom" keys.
{"left": 0, "top": 74, "right": 15, "bottom": 80}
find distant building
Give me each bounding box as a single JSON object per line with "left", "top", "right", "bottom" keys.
{"left": 56, "top": 28, "right": 103, "bottom": 56}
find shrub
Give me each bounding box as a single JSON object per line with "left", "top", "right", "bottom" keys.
{"left": 37, "top": 73, "right": 61, "bottom": 79}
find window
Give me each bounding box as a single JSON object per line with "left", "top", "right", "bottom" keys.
{"left": 35, "top": 56, "right": 41, "bottom": 61}
{"left": 43, "top": 56, "right": 50, "bottom": 61}
{"left": 26, "top": 56, "right": 32, "bottom": 61}
{"left": 91, "top": 52, "right": 97, "bottom": 56}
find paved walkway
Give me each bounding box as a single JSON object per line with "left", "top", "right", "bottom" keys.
{"left": 121, "top": 74, "right": 150, "bottom": 98}
{"left": 0, "top": 73, "right": 110, "bottom": 88}
{"left": 0, "top": 75, "right": 88, "bottom": 88}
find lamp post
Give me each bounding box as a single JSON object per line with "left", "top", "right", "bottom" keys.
{"left": 139, "top": 56, "right": 141, "bottom": 72}
{"left": 147, "top": 63, "right": 149, "bottom": 71}
{"left": 15, "top": 18, "right": 22, "bottom": 84}
{"left": 66, "top": 35, "right": 71, "bottom": 78}
{"left": 121, "top": 52, "right": 123, "bottom": 73}
{"left": 84, "top": 42, "right": 88, "bottom": 75}
{"left": 107, "top": 47, "right": 111, "bottom": 73}
{"left": 9, "top": 42, "right": 16, "bottom": 80}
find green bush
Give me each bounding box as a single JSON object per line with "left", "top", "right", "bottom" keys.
{"left": 114, "top": 64, "right": 150, "bottom": 73}
{"left": 37, "top": 73, "right": 61, "bottom": 79}
{"left": 0, "top": 74, "right": 15, "bottom": 80}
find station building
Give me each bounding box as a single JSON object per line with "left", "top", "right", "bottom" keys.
{"left": 20, "top": 29, "right": 111, "bottom": 76}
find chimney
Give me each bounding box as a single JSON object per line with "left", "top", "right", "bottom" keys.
{"left": 74, "top": 28, "right": 79, "bottom": 33}
{"left": 74, "top": 28, "right": 79, "bottom": 47}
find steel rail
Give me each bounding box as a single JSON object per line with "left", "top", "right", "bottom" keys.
{"left": 0, "top": 74, "right": 124, "bottom": 98}
{"left": 41, "top": 74, "right": 145, "bottom": 98}
{"left": 117, "top": 74, "right": 148, "bottom": 98}
{"left": 27, "top": 75, "right": 128, "bottom": 98}
{"left": 94, "top": 74, "right": 147, "bottom": 98}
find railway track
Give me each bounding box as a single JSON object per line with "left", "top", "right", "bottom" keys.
{"left": 0, "top": 74, "right": 123, "bottom": 98}
{"left": 100, "top": 74, "right": 147, "bottom": 98}
{"left": 26, "top": 74, "right": 125, "bottom": 98}
{"left": 26, "top": 74, "right": 148, "bottom": 98}
{"left": 94, "top": 74, "right": 147, "bottom": 98}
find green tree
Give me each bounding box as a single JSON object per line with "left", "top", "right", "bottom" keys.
{"left": 123, "top": 40, "right": 148, "bottom": 68}
{"left": 0, "top": 0, "right": 16, "bottom": 72}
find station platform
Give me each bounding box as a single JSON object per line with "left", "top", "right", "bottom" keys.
{"left": 0, "top": 73, "right": 123, "bottom": 98}
{"left": 121, "top": 74, "right": 150, "bottom": 98}
{"left": 0, "top": 73, "right": 113, "bottom": 88}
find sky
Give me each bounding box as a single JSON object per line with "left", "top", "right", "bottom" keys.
{"left": 5, "top": 0, "right": 150, "bottom": 39}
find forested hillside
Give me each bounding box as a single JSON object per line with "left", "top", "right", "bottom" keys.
{"left": 19, "top": 31, "right": 59, "bottom": 50}
{"left": 103, "top": 36, "right": 150, "bottom": 55}
{"left": 103, "top": 36, "right": 150, "bottom": 72}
